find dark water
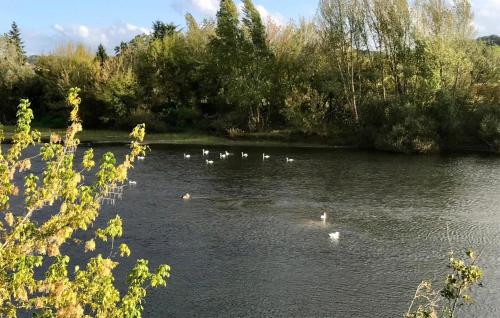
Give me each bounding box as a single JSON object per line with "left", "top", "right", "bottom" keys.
{"left": 13, "top": 144, "right": 500, "bottom": 317}
{"left": 104, "top": 145, "right": 498, "bottom": 318}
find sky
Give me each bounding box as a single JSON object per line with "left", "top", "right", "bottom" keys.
{"left": 1, "top": 0, "right": 499, "bottom": 55}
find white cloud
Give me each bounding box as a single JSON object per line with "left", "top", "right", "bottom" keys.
{"left": 77, "top": 25, "right": 90, "bottom": 38}
{"left": 173, "top": 0, "right": 285, "bottom": 25}
{"left": 173, "top": 0, "right": 219, "bottom": 16}
{"left": 236, "top": 2, "right": 285, "bottom": 26}
{"left": 125, "top": 23, "right": 150, "bottom": 34}
{"left": 53, "top": 24, "right": 64, "bottom": 32}
{"left": 255, "top": 4, "right": 286, "bottom": 26}
{"left": 473, "top": 0, "right": 500, "bottom": 36}
{"left": 192, "top": 0, "right": 219, "bottom": 15}
{"left": 28, "top": 22, "right": 151, "bottom": 54}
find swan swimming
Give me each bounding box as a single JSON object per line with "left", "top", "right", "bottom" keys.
{"left": 203, "top": 149, "right": 209, "bottom": 156}
{"left": 321, "top": 212, "right": 327, "bottom": 221}
{"left": 286, "top": 157, "right": 295, "bottom": 162}
{"left": 128, "top": 180, "right": 137, "bottom": 185}
{"left": 225, "top": 151, "right": 231, "bottom": 156}
{"left": 181, "top": 193, "right": 191, "bottom": 200}
{"left": 241, "top": 152, "right": 248, "bottom": 158}
{"left": 329, "top": 232, "right": 340, "bottom": 240}
{"left": 220, "top": 153, "right": 227, "bottom": 159}
{"left": 184, "top": 153, "right": 191, "bottom": 159}
{"left": 262, "top": 153, "right": 270, "bottom": 160}
{"left": 206, "top": 160, "right": 214, "bottom": 165}
{"left": 137, "top": 156, "right": 145, "bottom": 161}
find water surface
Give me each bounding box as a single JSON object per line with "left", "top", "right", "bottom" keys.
{"left": 22, "top": 145, "right": 500, "bottom": 317}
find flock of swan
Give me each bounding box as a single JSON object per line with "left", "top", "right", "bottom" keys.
{"left": 135, "top": 148, "right": 340, "bottom": 242}
{"left": 180, "top": 149, "right": 296, "bottom": 165}
{"left": 190, "top": 148, "right": 340, "bottom": 241}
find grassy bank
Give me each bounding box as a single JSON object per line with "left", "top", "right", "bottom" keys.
{"left": 1, "top": 126, "right": 355, "bottom": 149}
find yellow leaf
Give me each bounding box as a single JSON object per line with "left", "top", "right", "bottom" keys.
{"left": 85, "top": 239, "right": 96, "bottom": 252}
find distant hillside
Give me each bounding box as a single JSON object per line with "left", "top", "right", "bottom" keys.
{"left": 477, "top": 35, "right": 500, "bottom": 46}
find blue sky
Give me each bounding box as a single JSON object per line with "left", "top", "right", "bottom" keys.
{"left": 1, "top": 0, "right": 499, "bottom": 55}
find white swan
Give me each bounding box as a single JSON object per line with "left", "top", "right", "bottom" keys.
{"left": 137, "top": 156, "right": 145, "bottom": 161}
{"left": 329, "top": 232, "right": 340, "bottom": 240}
{"left": 220, "top": 153, "right": 227, "bottom": 159}
{"left": 202, "top": 149, "right": 209, "bottom": 156}
{"left": 128, "top": 180, "right": 137, "bottom": 185}
{"left": 184, "top": 153, "right": 191, "bottom": 159}
{"left": 206, "top": 160, "right": 214, "bottom": 165}
{"left": 321, "top": 212, "right": 327, "bottom": 221}
{"left": 181, "top": 193, "right": 191, "bottom": 200}
{"left": 241, "top": 152, "right": 248, "bottom": 158}
{"left": 262, "top": 153, "right": 270, "bottom": 160}
{"left": 286, "top": 157, "right": 295, "bottom": 162}
{"left": 225, "top": 151, "right": 231, "bottom": 156}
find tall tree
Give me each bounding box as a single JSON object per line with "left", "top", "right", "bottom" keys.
{"left": 7, "top": 21, "right": 26, "bottom": 62}
{"left": 212, "top": 0, "right": 241, "bottom": 58}
{"left": 114, "top": 41, "right": 129, "bottom": 55}
{"left": 208, "top": 0, "right": 243, "bottom": 121}
{"left": 319, "top": 0, "right": 368, "bottom": 123}
{"left": 242, "top": 0, "right": 270, "bottom": 55}
{"left": 240, "top": 0, "right": 274, "bottom": 129}
{"left": 95, "top": 43, "right": 108, "bottom": 66}
{"left": 0, "top": 36, "right": 34, "bottom": 122}
{"left": 152, "top": 20, "right": 178, "bottom": 39}
{"left": 185, "top": 13, "right": 200, "bottom": 35}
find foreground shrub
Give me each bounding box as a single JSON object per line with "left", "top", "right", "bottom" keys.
{"left": 405, "top": 250, "right": 483, "bottom": 318}
{"left": 0, "top": 88, "right": 170, "bottom": 317}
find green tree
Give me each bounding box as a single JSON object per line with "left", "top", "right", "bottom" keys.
{"left": 6, "top": 22, "right": 26, "bottom": 62}
{"left": 236, "top": 0, "right": 275, "bottom": 130}
{"left": 270, "top": 21, "right": 343, "bottom": 135}
{"left": 213, "top": 0, "right": 241, "bottom": 54}
{"left": 95, "top": 43, "right": 109, "bottom": 66}
{"left": 152, "top": 21, "right": 178, "bottom": 40}
{"left": 114, "top": 41, "right": 129, "bottom": 55}
{"left": 319, "top": 0, "right": 369, "bottom": 123}
{"left": 35, "top": 44, "right": 99, "bottom": 126}
{"left": 242, "top": 0, "right": 269, "bottom": 55}
{"left": 0, "top": 36, "right": 34, "bottom": 123}
{"left": 207, "top": 0, "right": 245, "bottom": 128}
{"left": 94, "top": 53, "right": 141, "bottom": 126}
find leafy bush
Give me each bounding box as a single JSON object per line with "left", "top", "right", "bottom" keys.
{"left": 0, "top": 88, "right": 170, "bottom": 317}
{"left": 406, "top": 250, "right": 483, "bottom": 318}
{"left": 479, "top": 111, "right": 500, "bottom": 150}
{"left": 369, "top": 102, "right": 440, "bottom": 154}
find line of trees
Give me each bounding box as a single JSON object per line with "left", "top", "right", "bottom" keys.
{"left": 1, "top": 0, "right": 499, "bottom": 153}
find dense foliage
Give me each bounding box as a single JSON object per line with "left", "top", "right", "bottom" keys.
{"left": 0, "top": 89, "right": 170, "bottom": 317}
{"left": 1, "top": 0, "right": 499, "bottom": 153}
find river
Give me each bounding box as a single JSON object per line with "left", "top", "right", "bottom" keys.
{"left": 22, "top": 144, "right": 500, "bottom": 317}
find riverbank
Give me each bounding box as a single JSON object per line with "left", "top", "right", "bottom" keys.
{"left": 3, "top": 125, "right": 498, "bottom": 154}
{"left": 1, "top": 126, "right": 355, "bottom": 149}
